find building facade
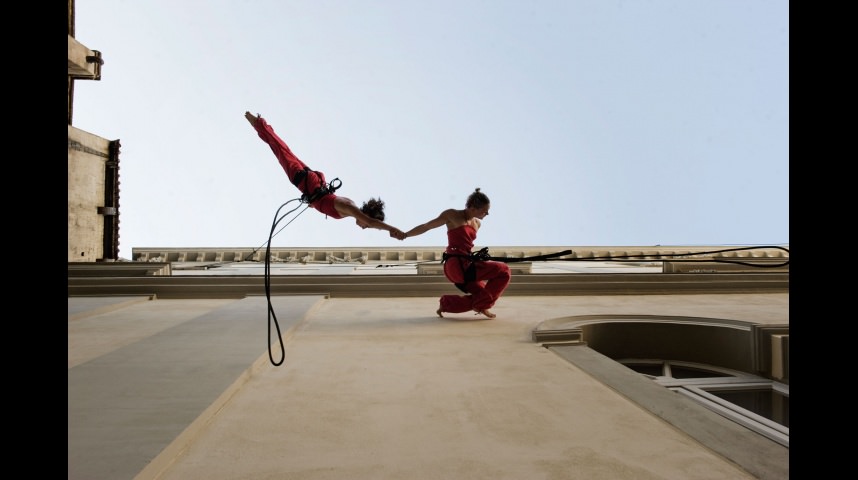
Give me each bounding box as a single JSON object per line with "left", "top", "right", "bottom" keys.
{"left": 67, "top": 2, "right": 788, "bottom": 478}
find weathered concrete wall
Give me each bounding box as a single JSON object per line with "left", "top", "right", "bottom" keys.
{"left": 68, "top": 125, "right": 111, "bottom": 262}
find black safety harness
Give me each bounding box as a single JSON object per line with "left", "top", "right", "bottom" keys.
{"left": 291, "top": 167, "right": 342, "bottom": 204}
{"left": 440, "top": 248, "right": 488, "bottom": 293}
{"left": 441, "top": 247, "right": 572, "bottom": 264}
{"left": 441, "top": 247, "right": 572, "bottom": 293}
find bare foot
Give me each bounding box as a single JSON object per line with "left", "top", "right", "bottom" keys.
{"left": 475, "top": 309, "right": 496, "bottom": 319}
{"left": 436, "top": 307, "right": 444, "bottom": 318}
{"left": 244, "top": 111, "right": 258, "bottom": 127}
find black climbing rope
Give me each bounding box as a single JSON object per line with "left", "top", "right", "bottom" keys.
{"left": 262, "top": 198, "right": 309, "bottom": 366}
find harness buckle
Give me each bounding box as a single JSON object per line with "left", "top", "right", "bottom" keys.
{"left": 301, "top": 186, "right": 329, "bottom": 204}
{"left": 299, "top": 177, "right": 342, "bottom": 204}
{"left": 472, "top": 247, "right": 491, "bottom": 261}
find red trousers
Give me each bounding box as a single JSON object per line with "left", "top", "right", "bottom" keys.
{"left": 440, "top": 259, "right": 511, "bottom": 313}
{"left": 253, "top": 117, "right": 326, "bottom": 194}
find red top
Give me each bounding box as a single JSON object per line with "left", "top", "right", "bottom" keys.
{"left": 311, "top": 194, "right": 343, "bottom": 219}
{"left": 446, "top": 224, "right": 477, "bottom": 255}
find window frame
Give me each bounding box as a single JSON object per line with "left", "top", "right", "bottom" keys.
{"left": 620, "top": 359, "right": 789, "bottom": 447}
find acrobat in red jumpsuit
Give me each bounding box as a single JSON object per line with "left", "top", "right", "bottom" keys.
{"left": 441, "top": 225, "right": 511, "bottom": 313}
{"left": 250, "top": 115, "right": 343, "bottom": 219}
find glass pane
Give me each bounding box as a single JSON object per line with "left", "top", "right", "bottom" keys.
{"left": 669, "top": 365, "right": 725, "bottom": 379}
{"left": 709, "top": 389, "right": 789, "bottom": 428}
{"left": 624, "top": 364, "right": 664, "bottom": 377}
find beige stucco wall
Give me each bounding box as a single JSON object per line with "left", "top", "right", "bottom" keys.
{"left": 158, "top": 295, "right": 782, "bottom": 480}
{"left": 69, "top": 293, "right": 788, "bottom": 480}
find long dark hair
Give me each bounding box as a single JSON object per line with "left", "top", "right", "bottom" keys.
{"left": 361, "top": 197, "right": 386, "bottom": 221}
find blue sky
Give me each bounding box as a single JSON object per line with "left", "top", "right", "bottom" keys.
{"left": 73, "top": 0, "right": 789, "bottom": 260}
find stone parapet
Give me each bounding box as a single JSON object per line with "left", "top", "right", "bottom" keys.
{"left": 130, "top": 245, "right": 789, "bottom": 273}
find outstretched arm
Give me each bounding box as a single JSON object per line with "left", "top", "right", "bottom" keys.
{"left": 370, "top": 218, "right": 407, "bottom": 240}
{"left": 337, "top": 200, "right": 407, "bottom": 240}
{"left": 404, "top": 210, "right": 453, "bottom": 238}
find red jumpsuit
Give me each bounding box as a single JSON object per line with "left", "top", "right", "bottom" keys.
{"left": 251, "top": 116, "right": 343, "bottom": 219}
{"left": 441, "top": 225, "right": 511, "bottom": 313}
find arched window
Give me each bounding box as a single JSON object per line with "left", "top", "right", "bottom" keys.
{"left": 532, "top": 314, "right": 789, "bottom": 477}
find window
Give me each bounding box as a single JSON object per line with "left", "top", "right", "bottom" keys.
{"left": 620, "top": 359, "right": 789, "bottom": 447}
